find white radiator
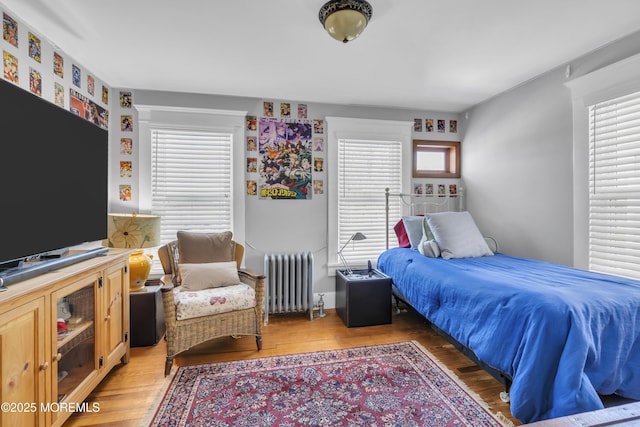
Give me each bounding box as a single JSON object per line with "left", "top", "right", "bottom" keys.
{"left": 263, "top": 252, "right": 314, "bottom": 322}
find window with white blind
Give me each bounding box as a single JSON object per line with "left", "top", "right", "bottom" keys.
{"left": 589, "top": 90, "right": 640, "bottom": 279}
{"left": 151, "top": 128, "right": 233, "bottom": 243}
{"left": 336, "top": 138, "right": 402, "bottom": 268}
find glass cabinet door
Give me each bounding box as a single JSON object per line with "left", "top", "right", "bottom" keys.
{"left": 52, "top": 275, "right": 99, "bottom": 418}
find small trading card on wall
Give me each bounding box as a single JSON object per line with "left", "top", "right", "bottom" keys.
{"left": 53, "top": 52, "right": 64, "bottom": 78}
{"left": 246, "top": 115, "right": 257, "bottom": 131}
{"left": 54, "top": 83, "right": 65, "bottom": 107}
{"left": 438, "top": 184, "right": 446, "bottom": 197}
{"left": 314, "top": 180, "right": 324, "bottom": 195}
{"left": 246, "top": 180, "right": 257, "bottom": 196}
{"left": 29, "top": 68, "right": 41, "bottom": 96}
{"left": 28, "top": 32, "right": 41, "bottom": 63}
{"left": 121, "top": 115, "right": 133, "bottom": 132}
{"left": 313, "top": 137, "right": 324, "bottom": 152}
{"left": 449, "top": 184, "right": 458, "bottom": 197}
{"left": 426, "top": 118, "right": 434, "bottom": 132}
{"left": 246, "top": 136, "right": 257, "bottom": 151}
{"left": 119, "top": 185, "right": 132, "bottom": 201}
{"left": 102, "top": 86, "right": 109, "bottom": 104}
{"left": 87, "top": 75, "right": 95, "bottom": 96}
{"left": 313, "top": 119, "right": 324, "bottom": 134}
{"left": 3, "top": 51, "right": 18, "bottom": 83}
{"left": 437, "top": 119, "right": 445, "bottom": 133}
{"left": 413, "top": 182, "right": 423, "bottom": 196}
{"left": 3, "top": 13, "right": 18, "bottom": 47}
{"left": 414, "top": 118, "right": 422, "bottom": 132}
{"left": 314, "top": 157, "right": 324, "bottom": 172}
{"left": 72, "top": 64, "right": 81, "bottom": 88}
{"left": 425, "top": 183, "right": 434, "bottom": 196}
{"left": 120, "top": 138, "right": 133, "bottom": 155}
{"left": 263, "top": 101, "right": 273, "bottom": 117}
{"left": 120, "top": 161, "right": 132, "bottom": 178}
{"left": 120, "top": 91, "right": 132, "bottom": 108}
{"left": 298, "top": 104, "right": 307, "bottom": 119}
{"left": 247, "top": 157, "right": 257, "bottom": 173}
{"left": 450, "top": 120, "right": 457, "bottom": 133}
{"left": 280, "top": 102, "right": 291, "bottom": 117}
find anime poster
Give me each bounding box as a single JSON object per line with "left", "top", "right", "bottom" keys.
{"left": 119, "top": 185, "right": 132, "bottom": 201}
{"left": 3, "top": 13, "right": 17, "bottom": 47}
{"left": 72, "top": 64, "right": 81, "bottom": 87}
{"left": 258, "top": 117, "right": 313, "bottom": 200}
{"left": 120, "top": 138, "right": 133, "bottom": 155}
{"left": 3, "top": 51, "right": 18, "bottom": 83}
{"left": 425, "top": 183, "right": 434, "bottom": 196}
{"left": 263, "top": 101, "right": 273, "bottom": 117}
{"left": 120, "top": 115, "right": 133, "bottom": 131}
{"left": 280, "top": 102, "right": 290, "bottom": 117}
{"left": 120, "top": 91, "right": 132, "bottom": 108}
{"left": 87, "top": 75, "right": 95, "bottom": 96}
{"left": 450, "top": 120, "right": 458, "bottom": 133}
{"left": 28, "top": 32, "right": 41, "bottom": 63}
{"left": 54, "top": 83, "right": 64, "bottom": 107}
{"left": 426, "top": 118, "right": 434, "bottom": 132}
{"left": 29, "top": 67, "right": 41, "bottom": 96}
{"left": 414, "top": 118, "right": 422, "bottom": 132}
{"left": 102, "top": 85, "right": 109, "bottom": 104}
{"left": 437, "top": 119, "right": 445, "bottom": 133}
{"left": 53, "top": 52, "right": 64, "bottom": 77}
{"left": 297, "top": 104, "right": 307, "bottom": 119}
{"left": 120, "top": 161, "right": 132, "bottom": 178}
{"left": 69, "top": 89, "right": 109, "bottom": 129}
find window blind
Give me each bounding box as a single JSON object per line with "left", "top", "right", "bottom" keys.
{"left": 589, "top": 90, "right": 640, "bottom": 279}
{"left": 337, "top": 138, "right": 402, "bottom": 266}
{"left": 151, "top": 128, "right": 233, "bottom": 244}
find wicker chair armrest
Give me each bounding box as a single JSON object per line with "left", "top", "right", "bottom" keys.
{"left": 238, "top": 269, "right": 265, "bottom": 288}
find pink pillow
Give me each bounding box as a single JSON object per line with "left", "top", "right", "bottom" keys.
{"left": 394, "top": 219, "right": 411, "bottom": 248}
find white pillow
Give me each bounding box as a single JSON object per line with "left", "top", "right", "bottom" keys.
{"left": 179, "top": 261, "right": 240, "bottom": 291}
{"left": 402, "top": 216, "right": 424, "bottom": 249}
{"left": 418, "top": 217, "right": 440, "bottom": 258}
{"left": 426, "top": 211, "right": 494, "bottom": 259}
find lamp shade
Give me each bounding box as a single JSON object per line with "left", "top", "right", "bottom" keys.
{"left": 107, "top": 213, "right": 160, "bottom": 249}
{"left": 319, "top": 0, "right": 372, "bottom": 43}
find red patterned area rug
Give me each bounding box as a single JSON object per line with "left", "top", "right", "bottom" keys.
{"left": 147, "top": 341, "right": 511, "bottom": 426}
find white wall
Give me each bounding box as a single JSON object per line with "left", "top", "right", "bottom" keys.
{"left": 461, "top": 29, "right": 640, "bottom": 266}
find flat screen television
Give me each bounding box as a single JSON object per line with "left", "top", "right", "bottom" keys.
{"left": 0, "top": 78, "right": 108, "bottom": 285}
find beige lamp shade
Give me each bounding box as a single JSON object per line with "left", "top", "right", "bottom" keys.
{"left": 107, "top": 213, "right": 160, "bottom": 292}
{"left": 107, "top": 213, "right": 160, "bottom": 249}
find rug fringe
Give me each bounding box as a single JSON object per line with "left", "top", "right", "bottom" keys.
{"left": 140, "top": 365, "right": 178, "bottom": 427}
{"left": 410, "top": 340, "right": 514, "bottom": 427}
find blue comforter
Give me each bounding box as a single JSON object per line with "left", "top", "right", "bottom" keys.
{"left": 377, "top": 248, "right": 640, "bottom": 423}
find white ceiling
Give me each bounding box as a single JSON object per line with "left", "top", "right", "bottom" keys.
{"left": 4, "top": 0, "right": 640, "bottom": 112}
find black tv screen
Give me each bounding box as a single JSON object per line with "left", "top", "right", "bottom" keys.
{"left": 0, "top": 78, "right": 108, "bottom": 268}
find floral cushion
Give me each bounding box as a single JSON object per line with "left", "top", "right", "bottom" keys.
{"left": 174, "top": 283, "right": 256, "bottom": 321}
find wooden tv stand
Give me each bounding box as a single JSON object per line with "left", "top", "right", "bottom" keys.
{"left": 0, "top": 249, "right": 130, "bottom": 426}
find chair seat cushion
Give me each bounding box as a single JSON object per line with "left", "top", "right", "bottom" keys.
{"left": 174, "top": 283, "right": 256, "bottom": 320}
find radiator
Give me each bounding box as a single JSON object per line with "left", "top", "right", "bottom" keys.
{"left": 263, "top": 252, "right": 314, "bottom": 323}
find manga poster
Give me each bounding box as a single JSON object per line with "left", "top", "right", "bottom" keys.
{"left": 70, "top": 89, "right": 109, "bottom": 129}
{"left": 258, "top": 117, "right": 313, "bottom": 200}
{"left": 3, "top": 13, "right": 18, "bottom": 47}
{"left": 28, "top": 32, "right": 41, "bottom": 63}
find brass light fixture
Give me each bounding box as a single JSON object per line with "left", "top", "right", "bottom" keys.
{"left": 319, "top": 0, "right": 373, "bottom": 44}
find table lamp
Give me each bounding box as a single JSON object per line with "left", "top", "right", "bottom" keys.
{"left": 107, "top": 213, "right": 160, "bottom": 292}
{"left": 337, "top": 232, "right": 367, "bottom": 275}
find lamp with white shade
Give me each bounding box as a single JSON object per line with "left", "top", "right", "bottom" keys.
{"left": 107, "top": 213, "right": 160, "bottom": 292}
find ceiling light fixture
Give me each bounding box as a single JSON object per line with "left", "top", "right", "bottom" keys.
{"left": 319, "top": 0, "right": 373, "bottom": 44}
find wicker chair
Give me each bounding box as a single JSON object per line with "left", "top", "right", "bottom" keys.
{"left": 157, "top": 237, "right": 264, "bottom": 376}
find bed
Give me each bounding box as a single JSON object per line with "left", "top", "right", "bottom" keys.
{"left": 377, "top": 189, "right": 640, "bottom": 424}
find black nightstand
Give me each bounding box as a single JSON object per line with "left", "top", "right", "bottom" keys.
{"left": 335, "top": 269, "right": 392, "bottom": 327}
{"left": 130, "top": 284, "right": 166, "bottom": 347}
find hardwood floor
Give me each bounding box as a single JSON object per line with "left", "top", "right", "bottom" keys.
{"left": 63, "top": 307, "right": 518, "bottom": 426}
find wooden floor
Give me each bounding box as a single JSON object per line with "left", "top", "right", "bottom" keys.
{"left": 64, "top": 307, "right": 519, "bottom": 426}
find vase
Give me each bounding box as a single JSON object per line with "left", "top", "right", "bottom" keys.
{"left": 129, "top": 249, "right": 153, "bottom": 292}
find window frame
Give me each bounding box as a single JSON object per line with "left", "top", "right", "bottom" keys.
{"left": 327, "top": 117, "right": 412, "bottom": 276}
{"left": 412, "top": 140, "right": 460, "bottom": 178}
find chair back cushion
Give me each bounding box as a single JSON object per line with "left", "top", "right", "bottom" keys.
{"left": 177, "top": 231, "right": 235, "bottom": 264}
